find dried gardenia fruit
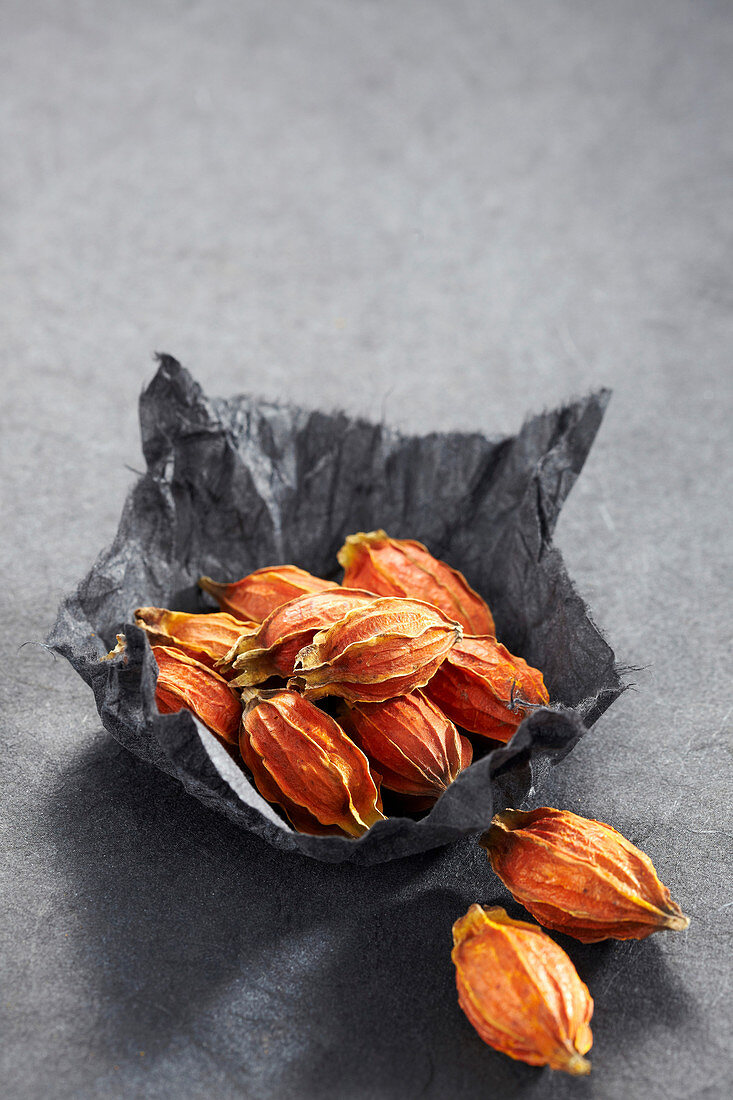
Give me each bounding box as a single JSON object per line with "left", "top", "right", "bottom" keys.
{"left": 152, "top": 645, "right": 242, "bottom": 744}
{"left": 482, "top": 807, "right": 690, "bottom": 943}
{"left": 290, "top": 597, "right": 462, "bottom": 703}
{"left": 338, "top": 529, "right": 495, "bottom": 635}
{"left": 338, "top": 691, "right": 472, "bottom": 798}
{"left": 425, "top": 635, "right": 549, "bottom": 741}
{"left": 199, "top": 565, "right": 338, "bottom": 622}
{"left": 220, "top": 588, "right": 375, "bottom": 685}
{"left": 452, "top": 904, "right": 593, "bottom": 1075}
{"left": 134, "top": 607, "right": 256, "bottom": 669}
{"left": 240, "top": 689, "right": 385, "bottom": 837}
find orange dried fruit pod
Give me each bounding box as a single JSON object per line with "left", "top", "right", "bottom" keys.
{"left": 338, "top": 691, "right": 471, "bottom": 798}
{"left": 240, "top": 689, "right": 385, "bottom": 837}
{"left": 199, "top": 565, "right": 338, "bottom": 622}
{"left": 482, "top": 807, "right": 690, "bottom": 943}
{"left": 289, "top": 596, "right": 462, "bottom": 703}
{"left": 134, "top": 607, "right": 256, "bottom": 669}
{"left": 151, "top": 645, "right": 242, "bottom": 744}
{"left": 452, "top": 904, "right": 593, "bottom": 1076}
{"left": 338, "top": 529, "right": 495, "bottom": 635}
{"left": 425, "top": 635, "right": 549, "bottom": 741}
{"left": 221, "top": 588, "right": 375, "bottom": 685}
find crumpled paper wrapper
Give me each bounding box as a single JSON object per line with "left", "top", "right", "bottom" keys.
{"left": 48, "top": 356, "right": 623, "bottom": 864}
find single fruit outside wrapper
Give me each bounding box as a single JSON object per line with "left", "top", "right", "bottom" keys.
{"left": 134, "top": 607, "right": 256, "bottom": 669}
{"left": 482, "top": 807, "right": 690, "bottom": 942}
{"left": 338, "top": 529, "right": 495, "bottom": 635}
{"left": 199, "top": 565, "right": 338, "bottom": 622}
{"left": 151, "top": 645, "right": 242, "bottom": 744}
{"left": 220, "top": 588, "right": 375, "bottom": 684}
{"left": 289, "top": 596, "right": 462, "bottom": 703}
{"left": 425, "top": 635, "right": 549, "bottom": 740}
{"left": 240, "top": 689, "right": 385, "bottom": 837}
{"left": 338, "top": 691, "right": 471, "bottom": 798}
{"left": 452, "top": 904, "right": 593, "bottom": 1075}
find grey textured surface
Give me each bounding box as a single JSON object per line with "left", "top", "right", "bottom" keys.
{"left": 1, "top": 1, "right": 731, "bottom": 1098}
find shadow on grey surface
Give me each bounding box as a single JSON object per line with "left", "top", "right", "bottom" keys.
{"left": 42, "top": 734, "right": 697, "bottom": 1099}
{"left": 280, "top": 904, "right": 697, "bottom": 1100}
{"left": 42, "top": 735, "right": 468, "bottom": 1087}
{"left": 271, "top": 886, "right": 538, "bottom": 1100}
{"left": 564, "top": 934, "right": 697, "bottom": 1063}
{"left": 42, "top": 735, "right": 288, "bottom": 1063}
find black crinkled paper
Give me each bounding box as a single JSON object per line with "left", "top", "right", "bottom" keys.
{"left": 48, "top": 356, "right": 623, "bottom": 864}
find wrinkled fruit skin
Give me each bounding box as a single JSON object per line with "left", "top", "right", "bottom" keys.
{"left": 483, "top": 807, "right": 690, "bottom": 942}
{"left": 452, "top": 904, "right": 593, "bottom": 1075}
{"left": 199, "top": 565, "right": 338, "bottom": 622}
{"left": 338, "top": 691, "right": 471, "bottom": 798}
{"left": 152, "top": 645, "right": 242, "bottom": 744}
{"left": 290, "top": 596, "right": 462, "bottom": 703}
{"left": 135, "top": 607, "right": 256, "bottom": 669}
{"left": 338, "top": 529, "right": 495, "bottom": 635}
{"left": 220, "top": 589, "right": 375, "bottom": 685}
{"left": 426, "top": 635, "right": 549, "bottom": 740}
{"left": 240, "top": 689, "right": 385, "bottom": 837}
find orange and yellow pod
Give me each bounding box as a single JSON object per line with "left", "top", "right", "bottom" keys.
{"left": 199, "top": 565, "right": 338, "bottom": 623}
{"left": 338, "top": 691, "right": 472, "bottom": 799}
{"left": 338, "top": 529, "right": 494, "bottom": 635}
{"left": 426, "top": 635, "right": 548, "bottom": 741}
{"left": 240, "top": 689, "right": 385, "bottom": 838}
{"left": 290, "top": 596, "right": 462, "bottom": 703}
{"left": 482, "top": 807, "right": 690, "bottom": 942}
{"left": 152, "top": 645, "right": 242, "bottom": 744}
{"left": 221, "top": 588, "right": 374, "bottom": 685}
{"left": 135, "top": 607, "right": 255, "bottom": 670}
{"left": 452, "top": 904, "right": 593, "bottom": 1075}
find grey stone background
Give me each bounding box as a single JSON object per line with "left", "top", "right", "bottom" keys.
{"left": 1, "top": 1, "right": 731, "bottom": 1098}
